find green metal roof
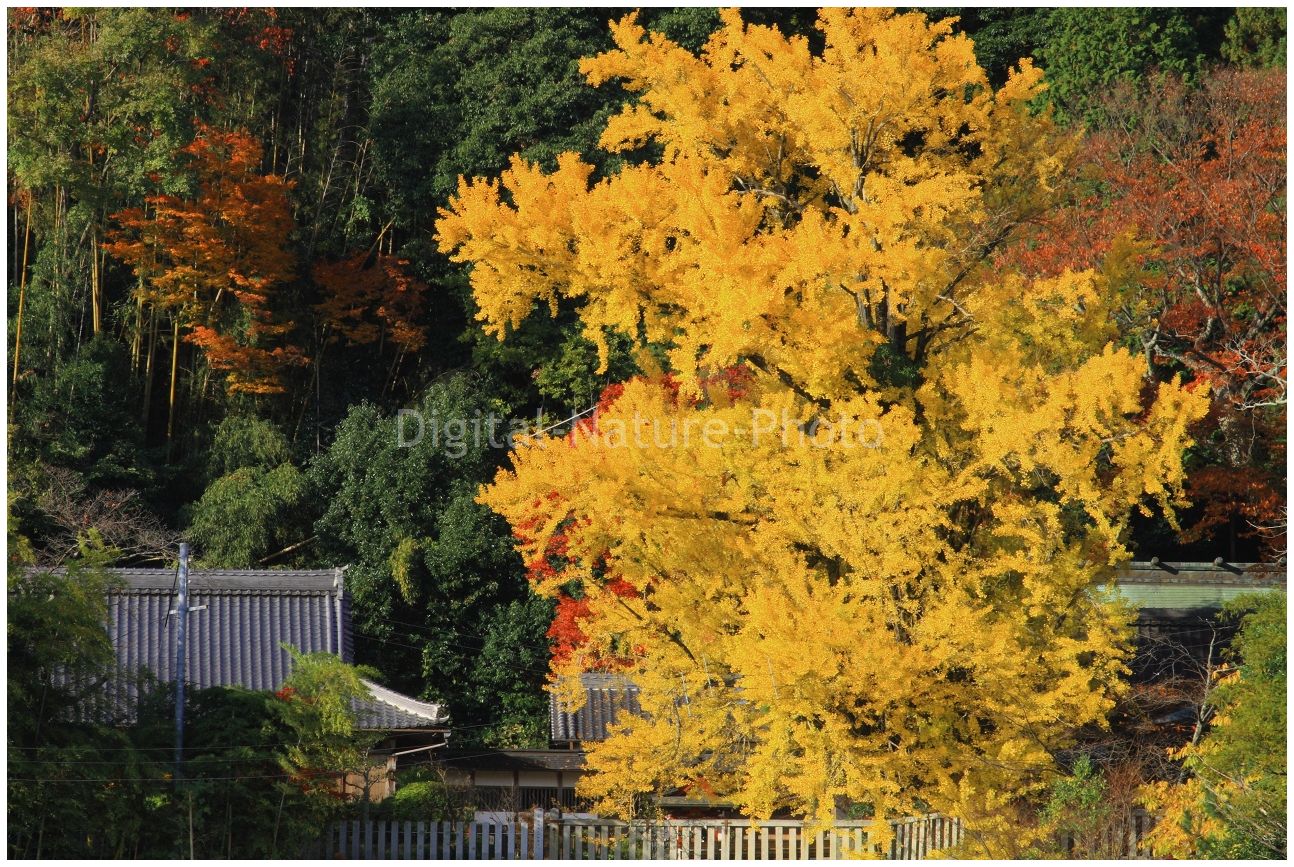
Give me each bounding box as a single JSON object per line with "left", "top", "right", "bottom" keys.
{"left": 1111, "top": 561, "right": 1285, "bottom": 612}
{"left": 1114, "top": 582, "right": 1282, "bottom": 610}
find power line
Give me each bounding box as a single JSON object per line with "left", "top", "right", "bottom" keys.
{"left": 361, "top": 609, "right": 555, "bottom": 657}
{"left": 351, "top": 629, "right": 555, "bottom": 680}
{"left": 11, "top": 741, "right": 359, "bottom": 755}
{"left": 11, "top": 707, "right": 561, "bottom": 757}
{"left": 8, "top": 745, "right": 563, "bottom": 782}
{"left": 8, "top": 754, "right": 281, "bottom": 763}
{"left": 9, "top": 771, "right": 298, "bottom": 783}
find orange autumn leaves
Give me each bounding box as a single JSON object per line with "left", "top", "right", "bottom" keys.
{"left": 105, "top": 123, "right": 303, "bottom": 394}
{"left": 313, "top": 251, "right": 430, "bottom": 355}
{"left": 106, "top": 123, "right": 428, "bottom": 395}
{"left": 999, "top": 67, "right": 1286, "bottom": 555}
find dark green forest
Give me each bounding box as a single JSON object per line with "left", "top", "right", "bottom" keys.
{"left": 6, "top": 0, "right": 1286, "bottom": 761}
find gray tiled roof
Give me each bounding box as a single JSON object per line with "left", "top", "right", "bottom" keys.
{"left": 550, "top": 672, "right": 642, "bottom": 743}
{"left": 56, "top": 566, "right": 445, "bottom": 730}
{"left": 437, "top": 749, "right": 587, "bottom": 772}
{"left": 358, "top": 680, "right": 448, "bottom": 730}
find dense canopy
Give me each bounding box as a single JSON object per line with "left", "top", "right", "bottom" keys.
{"left": 439, "top": 8, "right": 1212, "bottom": 836}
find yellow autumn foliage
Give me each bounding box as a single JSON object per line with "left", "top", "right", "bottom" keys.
{"left": 436, "top": 7, "right": 1209, "bottom": 853}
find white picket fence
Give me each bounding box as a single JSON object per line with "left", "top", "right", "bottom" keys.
{"left": 325, "top": 812, "right": 964, "bottom": 860}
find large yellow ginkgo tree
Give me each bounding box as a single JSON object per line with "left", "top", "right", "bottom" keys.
{"left": 436, "top": 7, "right": 1207, "bottom": 849}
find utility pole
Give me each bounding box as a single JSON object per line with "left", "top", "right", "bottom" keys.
{"left": 170, "top": 543, "right": 205, "bottom": 859}
{"left": 174, "top": 542, "right": 190, "bottom": 784}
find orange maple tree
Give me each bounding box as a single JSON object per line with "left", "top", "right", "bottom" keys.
{"left": 106, "top": 122, "right": 305, "bottom": 395}
{"left": 1003, "top": 67, "right": 1286, "bottom": 555}
{"left": 312, "top": 251, "right": 430, "bottom": 354}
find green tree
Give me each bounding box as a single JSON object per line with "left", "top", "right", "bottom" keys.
{"left": 273, "top": 647, "right": 383, "bottom": 829}
{"left": 6, "top": 530, "right": 149, "bottom": 859}
{"left": 185, "top": 415, "right": 309, "bottom": 567}
{"left": 8, "top": 334, "right": 164, "bottom": 565}
{"left": 1039, "top": 754, "right": 1113, "bottom": 858}
{"left": 113, "top": 681, "right": 326, "bottom": 859}
{"left": 921, "top": 7, "right": 1052, "bottom": 86}
{"left": 1037, "top": 8, "right": 1230, "bottom": 124}
{"left": 171, "top": 685, "right": 313, "bottom": 858}
{"left": 7, "top": 530, "right": 118, "bottom": 734}
{"left": 466, "top": 597, "right": 555, "bottom": 749}
{"left": 8, "top": 8, "right": 239, "bottom": 395}
{"left": 12, "top": 335, "right": 156, "bottom": 492}
{"left": 1144, "top": 593, "right": 1287, "bottom": 858}
{"left": 369, "top": 9, "right": 619, "bottom": 216}
{"left": 1221, "top": 7, "right": 1287, "bottom": 68}
{"left": 640, "top": 7, "right": 721, "bottom": 53}
{"left": 309, "top": 372, "right": 551, "bottom": 746}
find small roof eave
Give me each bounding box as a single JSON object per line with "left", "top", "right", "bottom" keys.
{"left": 359, "top": 678, "right": 448, "bottom": 729}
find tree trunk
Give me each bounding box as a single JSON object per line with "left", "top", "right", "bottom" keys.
{"left": 10, "top": 203, "right": 33, "bottom": 400}
{"left": 131, "top": 292, "right": 143, "bottom": 370}
{"left": 90, "top": 226, "right": 101, "bottom": 334}
{"left": 141, "top": 306, "right": 157, "bottom": 428}
{"left": 271, "top": 789, "right": 287, "bottom": 858}
{"left": 167, "top": 314, "right": 180, "bottom": 449}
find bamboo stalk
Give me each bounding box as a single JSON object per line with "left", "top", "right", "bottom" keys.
{"left": 90, "top": 226, "right": 101, "bottom": 334}
{"left": 11, "top": 202, "right": 33, "bottom": 399}
{"left": 131, "top": 292, "right": 143, "bottom": 370}
{"left": 141, "top": 306, "right": 157, "bottom": 427}
{"left": 167, "top": 314, "right": 180, "bottom": 445}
